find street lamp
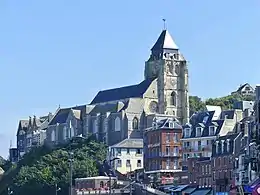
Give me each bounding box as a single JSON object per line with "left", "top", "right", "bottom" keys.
{"left": 55, "top": 183, "right": 61, "bottom": 195}
{"left": 7, "top": 187, "right": 13, "bottom": 195}
{"left": 129, "top": 163, "right": 133, "bottom": 195}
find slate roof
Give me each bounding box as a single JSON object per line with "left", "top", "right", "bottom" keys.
{"left": 89, "top": 102, "right": 125, "bottom": 114}
{"left": 237, "top": 83, "right": 248, "bottom": 92}
{"left": 111, "top": 138, "right": 143, "bottom": 148}
{"left": 90, "top": 79, "right": 154, "bottom": 104}
{"left": 183, "top": 111, "right": 225, "bottom": 138}
{"left": 151, "top": 30, "right": 178, "bottom": 51}
{"left": 157, "top": 118, "right": 182, "bottom": 129}
{"left": 220, "top": 110, "right": 235, "bottom": 119}
{"left": 236, "top": 83, "right": 254, "bottom": 92}
{"left": 17, "top": 115, "right": 52, "bottom": 135}
{"left": 191, "top": 188, "right": 212, "bottom": 195}
{"left": 49, "top": 105, "right": 86, "bottom": 125}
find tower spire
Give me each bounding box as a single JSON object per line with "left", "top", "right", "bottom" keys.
{"left": 162, "top": 19, "right": 167, "bottom": 30}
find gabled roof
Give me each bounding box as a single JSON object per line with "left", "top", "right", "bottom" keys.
{"left": 237, "top": 83, "right": 252, "bottom": 92}
{"left": 151, "top": 30, "right": 178, "bottom": 51}
{"left": 111, "top": 138, "right": 143, "bottom": 148}
{"left": 90, "top": 79, "right": 154, "bottom": 104}
{"left": 17, "top": 115, "right": 51, "bottom": 135}
{"left": 49, "top": 105, "right": 86, "bottom": 125}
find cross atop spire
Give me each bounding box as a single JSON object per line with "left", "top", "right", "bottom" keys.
{"left": 162, "top": 19, "right": 167, "bottom": 30}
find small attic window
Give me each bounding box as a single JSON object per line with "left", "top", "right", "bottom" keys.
{"left": 132, "top": 117, "right": 139, "bottom": 130}
{"left": 209, "top": 126, "right": 216, "bottom": 136}
{"left": 196, "top": 127, "right": 202, "bottom": 137}
{"left": 169, "top": 121, "right": 174, "bottom": 128}
{"left": 184, "top": 128, "right": 191, "bottom": 138}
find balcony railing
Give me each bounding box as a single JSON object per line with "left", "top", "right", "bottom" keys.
{"left": 161, "top": 152, "right": 180, "bottom": 157}
{"left": 147, "top": 143, "right": 160, "bottom": 148}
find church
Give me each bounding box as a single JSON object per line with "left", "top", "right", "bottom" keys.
{"left": 16, "top": 28, "right": 190, "bottom": 157}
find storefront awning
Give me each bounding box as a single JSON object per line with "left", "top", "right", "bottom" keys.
{"left": 191, "top": 188, "right": 212, "bottom": 195}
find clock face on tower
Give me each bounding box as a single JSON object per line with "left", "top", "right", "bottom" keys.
{"left": 149, "top": 101, "right": 158, "bottom": 113}
{"left": 171, "top": 79, "right": 177, "bottom": 88}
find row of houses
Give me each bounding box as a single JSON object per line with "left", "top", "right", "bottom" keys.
{"left": 8, "top": 27, "right": 259, "bottom": 195}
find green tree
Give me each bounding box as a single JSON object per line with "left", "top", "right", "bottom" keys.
{"left": 189, "top": 96, "right": 206, "bottom": 115}
{"left": 205, "top": 94, "right": 254, "bottom": 110}
{"left": 0, "top": 139, "right": 107, "bottom": 195}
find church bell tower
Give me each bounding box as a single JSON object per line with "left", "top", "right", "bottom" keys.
{"left": 144, "top": 28, "right": 189, "bottom": 124}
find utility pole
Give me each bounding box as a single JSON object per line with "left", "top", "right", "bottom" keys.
{"left": 68, "top": 152, "right": 74, "bottom": 195}
{"left": 129, "top": 163, "right": 132, "bottom": 195}
{"left": 55, "top": 184, "right": 58, "bottom": 195}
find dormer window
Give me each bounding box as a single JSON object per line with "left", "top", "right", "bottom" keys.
{"left": 196, "top": 127, "right": 202, "bottom": 137}
{"left": 169, "top": 121, "right": 174, "bottom": 128}
{"left": 184, "top": 128, "right": 191, "bottom": 138}
{"left": 132, "top": 117, "right": 139, "bottom": 130}
{"left": 209, "top": 126, "right": 216, "bottom": 136}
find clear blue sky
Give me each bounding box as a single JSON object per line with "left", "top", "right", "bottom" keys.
{"left": 0, "top": 0, "right": 260, "bottom": 158}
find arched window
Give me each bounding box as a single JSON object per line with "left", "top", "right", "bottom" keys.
{"left": 63, "top": 126, "right": 67, "bottom": 140}
{"left": 132, "top": 117, "right": 139, "bottom": 130}
{"left": 51, "top": 130, "right": 55, "bottom": 142}
{"left": 115, "top": 117, "right": 121, "bottom": 132}
{"left": 170, "top": 91, "right": 176, "bottom": 106}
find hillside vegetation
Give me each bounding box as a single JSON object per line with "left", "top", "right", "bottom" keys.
{"left": 0, "top": 137, "right": 107, "bottom": 195}
{"left": 189, "top": 94, "right": 254, "bottom": 115}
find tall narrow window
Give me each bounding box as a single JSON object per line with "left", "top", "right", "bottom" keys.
{"left": 115, "top": 117, "right": 121, "bottom": 131}
{"left": 170, "top": 91, "right": 176, "bottom": 106}
{"left": 70, "top": 126, "right": 75, "bottom": 138}
{"left": 132, "top": 117, "right": 139, "bottom": 130}
{"left": 51, "top": 130, "right": 55, "bottom": 142}
{"left": 166, "top": 133, "right": 170, "bottom": 142}
{"left": 92, "top": 119, "right": 97, "bottom": 134}
{"left": 63, "top": 126, "right": 67, "bottom": 140}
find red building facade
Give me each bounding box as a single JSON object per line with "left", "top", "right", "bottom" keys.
{"left": 143, "top": 118, "right": 183, "bottom": 184}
